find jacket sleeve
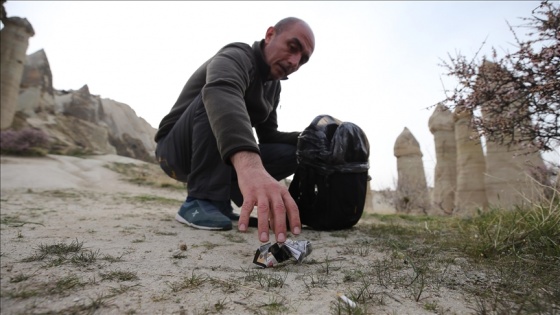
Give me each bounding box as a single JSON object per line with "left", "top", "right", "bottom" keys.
{"left": 255, "top": 88, "right": 300, "bottom": 146}
{"left": 202, "top": 46, "right": 260, "bottom": 163}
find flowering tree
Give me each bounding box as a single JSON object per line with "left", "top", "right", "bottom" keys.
{"left": 440, "top": 0, "right": 559, "bottom": 152}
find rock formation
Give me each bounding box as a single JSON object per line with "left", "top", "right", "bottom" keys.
{"left": 18, "top": 49, "right": 56, "bottom": 116}
{"left": 1, "top": 6, "right": 156, "bottom": 162}
{"left": 9, "top": 48, "right": 157, "bottom": 162}
{"left": 484, "top": 139, "right": 548, "bottom": 208}
{"left": 477, "top": 60, "right": 549, "bottom": 209}
{"left": 428, "top": 104, "right": 457, "bottom": 215}
{"left": 393, "top": 127, "right": 430, "bottom": 214}
{"left": 454, "top": 108, "right": 488, "bottom": 216}
{"left": 1, "top": 15, "right": 35, "bottom": 130}
{"left": 100, "top": 98, "right": 156, "bottom": 160}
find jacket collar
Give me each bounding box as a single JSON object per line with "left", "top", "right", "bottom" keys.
{"left": 253, "top": 40, "right": 288, "bottom": 81}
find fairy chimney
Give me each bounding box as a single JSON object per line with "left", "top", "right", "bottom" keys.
{"left": 0, "top": 16, "right": 35, "bottom": 129}
{"left": 393, "top": 127, "right": 430, "bottom": 214}
{"left": 477, "top": 61, "right": 548, "bottom": 208}
{"left": 454, "top": 108, "right": 488, "bottom": 216}
{"left": 428, "top": 104, "right": 457, "bottom": 215}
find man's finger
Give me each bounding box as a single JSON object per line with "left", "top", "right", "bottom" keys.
{"left": 271, "top": 200, "right": 287, "bottom": 243}
{"left": 238, "top": 199, "right": 255, "bottom": 232}
{"left": 283, "top": 190, "right": 301, "bottom": 235}
{"left": 256, "top": 201, "right": 270, "bottom": 242}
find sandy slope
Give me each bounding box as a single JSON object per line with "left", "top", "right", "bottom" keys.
{"left": 0, "top": 155, "right": 472, "bottom": 315}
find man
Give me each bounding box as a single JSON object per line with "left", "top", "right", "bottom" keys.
{"left": 154, "top": 17, "right": 315, "bottom": 243}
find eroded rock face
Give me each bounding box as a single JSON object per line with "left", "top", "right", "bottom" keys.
{"left": 393, "top": 127, "right": 430, "bottom": 214}
{"left": 485, "top": 140, "right": 548, "bottom": 208}
{"left": 429, "top": 104, "right": 456, "bottom": 215}
{"left": 17, "top": 49, "right": 56, "bottom": 117}
{"left": 454, "top": 108, "right": 488, "bottom": 216}
{"left": 11, "top": 49, "right": 156, "bottom": 163}
{"left": 64, "top": 85, "right": 100, "bottom": 123}
{"left": 477, "top": 60, "right": 549, "bottom": 209}
{"left": 100, "top": 98, "right": 156, "bottom": 158}
{"left": 1, "top": 16, "right": 35, "bottom": 130}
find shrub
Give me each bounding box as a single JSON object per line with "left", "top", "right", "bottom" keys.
{"left": 0, "top": 128, "right": 50, "bottom": 156}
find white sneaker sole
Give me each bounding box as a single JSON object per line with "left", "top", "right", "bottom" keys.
{"left": 175, "top": 213, "right": 231, "bottom": 231}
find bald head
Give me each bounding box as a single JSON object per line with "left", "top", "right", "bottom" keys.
{"left": 263, "top": 17, "right": 315, "bottom": 80}
{"left": 274, "top": 17, "right": 315, "bottom": 47}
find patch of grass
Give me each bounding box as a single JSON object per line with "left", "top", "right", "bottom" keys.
{"left": 126, "top": 194, "right": 180, "bottom": 205}
{"left": 21, "top": 242, "right": 72, "bottom": 263}
{"left": 109, "top": 284, "right": 141, "bottom": 295}
{"left": 51, "top": 274, "right": 86, "bottom": 294}
{"left": 302, "top": 271, "right": 329, "bottom": 289}
{"left": 261, "top": 296, "right": 291, "bottom": 314}
{"left": 101, "top": 253, "right": 125, "bottom": 262}
{"left": 105, "top": 162, "right": 184, "bottom": 190}
{"left": 70, "top": 249, "right": 99, "bottom": 267}
{"left": 0, "top": 214, "right": 43, "bottom": 227}
{"left": 55, "top": 294, "right": 114, "bottom": 314}
{"left": 100, "top": 270, "right": 139, "bottom": 282}
{"left": 132, "top": 235, "right": 146, "bottom": 243}
{"left": 4, "top": 274, "right": 87, "bottom": 299}
{"left": 243, "top": 268, "right": 288, "bottom": 290}
{"left": 166, "top": 270, "right": 207, "bottom": 292}
{"left": 354, "top": 193, "right": 560, "bottom": 314}
{"left": 39, "top": 190, "right": 82, "bottom": 199}
{"left": 153, "top": 230, "right": 178, "bottom": 236}
{"left": 20, "top": 239, "right": 105, "bottom": 268}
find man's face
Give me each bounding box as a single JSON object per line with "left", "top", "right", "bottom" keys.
{"left": 263, "top": 22, "right": 315, "bottom": 80}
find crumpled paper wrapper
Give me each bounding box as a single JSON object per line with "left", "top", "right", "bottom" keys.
{"left": 253, "top": 239, "right": 312, "bottom": 268}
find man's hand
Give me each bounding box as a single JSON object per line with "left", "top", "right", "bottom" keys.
{"left": 231, "top": 151, "right": 301, "bottom": 243}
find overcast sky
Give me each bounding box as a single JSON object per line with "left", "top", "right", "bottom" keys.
{"left": 4, "top": 1, "right": 557, "bottom": 189}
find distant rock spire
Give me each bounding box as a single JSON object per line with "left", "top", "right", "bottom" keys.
{"left": 393, "top": 127, "right": 430, "bottom": 214}
{"left": 453, "top": 108, "right": 488, "bottom": 216}
{"left": 429, "top": 103, "right": 456, "bottom": 215}
{"left": 1, "top": 16, "right": 35, "bottom": 130}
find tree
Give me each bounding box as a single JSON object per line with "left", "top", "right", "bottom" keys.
{"left": 440, "top": 0, "right": 559, "bottom": 152}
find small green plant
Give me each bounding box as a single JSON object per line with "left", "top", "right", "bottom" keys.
{"left": 100, "top": 270, "right": 139, "bottom": 282}
{"left": 153, "top": 230, "right": 178, "bottom": 236}
{"left": 166, "top": 270, "right": 207, "bottom": 292}
{"left": 243, "top": 268, "right": 288, "bottom": 290}
{"left": 101, "top": 253, "right": 125, "bottom": 262}
{"left": 70, "top": 249, "right": 99, "bottom": 266}
{"left": 261, "top": 296, "right": 290, "bottom": 314}
{"left": 51, "top": 274, "right": 86, "bottom": 295}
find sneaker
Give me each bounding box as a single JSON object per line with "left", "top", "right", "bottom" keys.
{"left": 214, "top": 200, "right": 259, "bottom": 227}
{"left": 175, "top": 199, "right": 232, "bottom": 231}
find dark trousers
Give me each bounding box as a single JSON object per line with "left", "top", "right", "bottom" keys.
{"left": 155, "top": 94, "right": 297, "bottom": 207}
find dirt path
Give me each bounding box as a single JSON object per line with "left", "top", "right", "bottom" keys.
{"left": 0, "top": 155, "right": 471, "bottom": 315}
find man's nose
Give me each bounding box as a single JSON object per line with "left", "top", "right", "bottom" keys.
{"left": 288, "top": 54, "right": 301, "bottom": 69}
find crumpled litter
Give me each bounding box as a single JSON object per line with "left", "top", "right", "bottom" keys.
{"left": 253, "top": 239, "right": 312, "bottom": 268}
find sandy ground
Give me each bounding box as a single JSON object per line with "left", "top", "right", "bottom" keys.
{"left": 0, "top": 154, "right": 473, "bottom": 315}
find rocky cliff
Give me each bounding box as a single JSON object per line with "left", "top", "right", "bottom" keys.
{"left": 10, "top": 49, "right": 157, "bottom": 162}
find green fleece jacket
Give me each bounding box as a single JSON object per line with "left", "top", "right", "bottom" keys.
{"left": 155, "top": 40, "right": 300, "bottom": 164}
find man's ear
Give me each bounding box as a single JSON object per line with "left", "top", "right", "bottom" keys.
{"left": 264, "top": 26, "right": 275, "bottom": 44}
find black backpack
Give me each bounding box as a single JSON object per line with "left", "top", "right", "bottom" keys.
{"left": 289, "top": 115, "right": 370, "bottom": 230}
